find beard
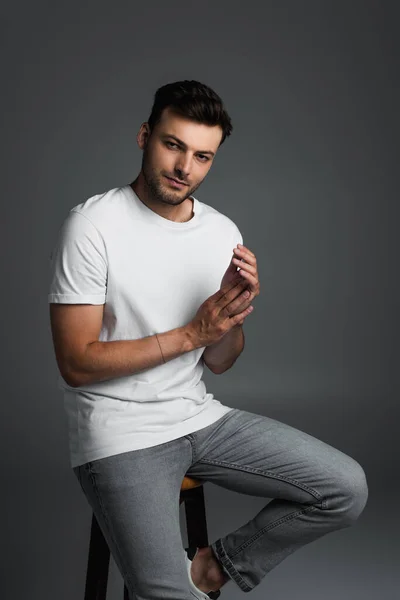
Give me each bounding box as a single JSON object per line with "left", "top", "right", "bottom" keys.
{"left": 141, "top": 147, "right": 202, "bottom": 206}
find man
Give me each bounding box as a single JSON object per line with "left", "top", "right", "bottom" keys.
{"left": 48, "top": 80, "right": 368, "bottom": 600}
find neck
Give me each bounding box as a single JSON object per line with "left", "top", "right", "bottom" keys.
{"left": 130, "top": 173, "right": 193, "bottom": 222}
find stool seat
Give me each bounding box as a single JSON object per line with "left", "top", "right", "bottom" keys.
{"left": 180, "top": 475, "right": 203, "bottom": 491}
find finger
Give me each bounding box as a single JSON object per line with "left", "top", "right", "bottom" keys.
{"left": 222, "top": 285, "right": 253, "bottom": 318}
{"left": 232, "top": 304, "right": 254, "bottom": 325}
{"left": 235, "top": 262, "right": 258, "bottom": 291}
{"left": 233, "top": 252, "right": 256, "bottom": 267}
{"left": 230, "top": 289, "right": 255, "bottom": 316}
{"left": 217, "top": 276, "right": 248, "bottom": 303}
{"left": 237, "top": 269, "right": 258, "bottom": 293}
{"left": 233, "top": 246, "right": 256, "bottom": 261}
{"left": 233, "top": 257, "right": 257, "bottom": 274}
{"left": 238, "top": 243, "right": 255, "bottom": 257}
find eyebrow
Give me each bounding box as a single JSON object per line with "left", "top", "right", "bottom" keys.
{"left": 162, "top": 134, "right": 215, "bottom": 157}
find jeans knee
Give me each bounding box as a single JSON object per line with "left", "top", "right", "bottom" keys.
{"left": 336, "top": 458, "right": 369, "bottom": 524}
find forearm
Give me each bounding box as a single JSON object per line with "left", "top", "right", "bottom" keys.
{"left": 68, "top": 326, "right": 195, "bottom": 387}
{"left": 202, "top": 323, "right": 244, "bottom": 374}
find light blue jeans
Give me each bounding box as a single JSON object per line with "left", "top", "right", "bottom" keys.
{"left": 73, "top": 407, "right": 368, "bottom": 599}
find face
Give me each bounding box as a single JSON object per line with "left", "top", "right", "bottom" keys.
{"left": 137, "top": 106, "right": 223, "bottom": 207}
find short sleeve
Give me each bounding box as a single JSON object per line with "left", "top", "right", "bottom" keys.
{"left": 48, "top": 210, "right": 108, "bottom": 304}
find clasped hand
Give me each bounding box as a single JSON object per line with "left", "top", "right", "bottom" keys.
{"left": 220, "top": 244, "right": 260, "bottom": 318}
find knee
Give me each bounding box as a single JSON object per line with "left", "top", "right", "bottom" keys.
{"left": 334, "top": 458, "right": 369, "bottom": 525}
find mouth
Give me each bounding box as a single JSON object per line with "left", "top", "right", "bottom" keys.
{"left": 164, "top": 176, "right": 188, "bottom": 188}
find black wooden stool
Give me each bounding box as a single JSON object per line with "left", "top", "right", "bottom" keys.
{"left": 84, "top": 476, "right": 208, "bottom": 599}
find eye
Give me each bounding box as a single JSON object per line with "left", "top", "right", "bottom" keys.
{"left": 198, "top": 155, "right": 209, "bottom": 162}
{"left": 166, "top": 141, "right": 179, "bottom": 149}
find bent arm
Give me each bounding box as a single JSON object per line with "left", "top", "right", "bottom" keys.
{"left": 202, "top": 324, "right": 244, "bottom": 375}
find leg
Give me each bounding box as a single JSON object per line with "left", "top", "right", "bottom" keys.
{"left": 73, "top": 436, "right": 195, "bottom": 600}
{"left": 189, "top": 545, "right": 231, "bottom": 593}
{"left": 184, "top": 408, "right": 369, "bottom": 593}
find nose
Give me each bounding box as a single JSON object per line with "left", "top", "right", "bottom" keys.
{"left": 174, "top": 154, "right": 192, "bottom": 180}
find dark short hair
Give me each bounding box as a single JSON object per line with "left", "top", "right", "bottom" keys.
{"left": 146, "top": 80, "right": 233, "bottom": 146}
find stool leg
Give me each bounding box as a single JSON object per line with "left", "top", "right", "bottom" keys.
{"left": 85, "top": 513, "right": 110, "bottom": 600}
{"left": 182, "top": 486, "right": 209, "bottom": 549}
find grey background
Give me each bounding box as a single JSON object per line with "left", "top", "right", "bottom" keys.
{"left": 1, "top": 1, "right": 398, "bottom": 598}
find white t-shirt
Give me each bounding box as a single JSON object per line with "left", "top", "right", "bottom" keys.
{"left": 48, "top": 185, "right": 243, "bottom": 468}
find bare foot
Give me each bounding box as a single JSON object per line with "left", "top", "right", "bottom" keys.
{"left": 190, "top": 546, "right": 230, "bottom": 593}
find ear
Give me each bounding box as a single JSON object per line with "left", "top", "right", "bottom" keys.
{"left": 137, "top": 123, "right": 150, "bottom": 150}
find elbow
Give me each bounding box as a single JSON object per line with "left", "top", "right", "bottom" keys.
{"left": 59, "top": 361, "right": 82, "bottom": 388}
{"left": 210, "top": 362, "right": 234, "bottom": 375}
{"left": 62, "top": 370, "right": 80, "bottom": 388}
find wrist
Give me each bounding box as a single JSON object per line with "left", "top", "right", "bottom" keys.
{"left": 182, "top": 324, "right": 201, "bottom": 351}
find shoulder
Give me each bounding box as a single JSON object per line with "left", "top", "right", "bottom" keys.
{"left": 195, "top": 195, "right": 241, "bottom": 238}
{"left": 69, "top": 186, "right": 126, "bottom": 227}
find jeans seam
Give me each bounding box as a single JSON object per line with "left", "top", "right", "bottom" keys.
{"left": 185, "top": 409, "right": 238, "bottom": 463}
{"left": 184, "top": 433, "right": 196, "bottom": 462}
{"left": 87, "top": 463, "right": 133, "bottom": 592}
{"left": 230, "top": 502, "right": 320, "bottom": 559}
{"left": 213, "top": 503, "right": 321, "bottom": 592}
{"left": 212, "top": 539, "right": 253, "bottom": 592}
{"left": 197, "top": 458, "right": 327, "bottom": 508}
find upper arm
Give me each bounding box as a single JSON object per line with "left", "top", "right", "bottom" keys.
{"left": 49, "top": 303, "right": 104, "bottom": 386}
{"left": 48, "top": 210, "right": 108, "bottom": 385}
